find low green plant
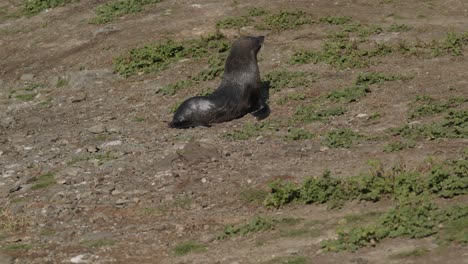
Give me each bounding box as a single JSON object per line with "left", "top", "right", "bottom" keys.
{"left": 216, "top": 16, "right": 251, "bottom": 29}
{"left": 383, "top": 140, "right": 416, "bottom": 152}
{"left": 217, "top": 216, "right": 275, "bottom": 239}
{"left": 321, "top": 197, "right": 468, "bottom": 252}
{"left": 240, "top": 188, "right": 269, "bottom": 204}
{"left": 158, "top": 80, "right": 192, "bottom": 96}
{"left": 173, "top": 241, "right": 206, "bottom": 256}
{"left": 114, "top": 33, "right": 229, "bottom": 77}
{"left": 342, "top": 23, "right": 383, "bottom": 37}
{"left": 224, "top": 121, "right": 279, "bottom": 140}
{"left": 263, "top": 155, "right": 468, "bottom": 208}
{"left": 15, "top": 93, "right": 36, "bottom": 102}
{"left": 392, "top": 110, "right": 468, "bottom": 139}
{"left": 263, "top": 10, "right": 312, "bottom": 31}
{"left": 326, "top": 85, "right": 370, "bottom": 103}
{"left": 56, "top": 77, "right": 68, "bottom": 87}
{"left": 292, "top": 105, "right": 345, "bottom": 124}
{"left": 285, "top": 128, "right": 315, "bottom": 141}
{"left": 263, "top": 70, "right": 315, "bottom": 93}
{"left": 435, "top": 31, "right": 468, "bottom": 56}
{"left": 322, "top": 129, "right": 361, "bottom": 148}
{"left": 80, "top": 239, "right": 115, "bottom": 248}
{"left": 408, "top": 95, "right": 466, "bottom": 119}
{"left": 90, "top": 0, "right": 161, "bottom": 24}
{"left": 355, "top": 72, "right": 410, "bottom": 85}
{"left": 31, "top": 173, "right": 55, "bottom": 190}
{"left": 261, "top": 256, "right": 309, "bottom": 264}
{"left": 319, "top": 15, "right": 352, "bottom": 25}
{"left": 23, "top": 0, "right": 75, "bottom": 16}
{"left": 277, "top": 93, "right": 306, "bottom": 105}
{"left": 248, "top": 7, "right": 267, "bottom": 17}
{"left": 2, "top": 243, "right": 33, "bottom": 251}
{"left": 290, "top": 38, "right": 394, "bottom": 69}
{"left": 388, "top": 23, "right": 412, "bottom": 32}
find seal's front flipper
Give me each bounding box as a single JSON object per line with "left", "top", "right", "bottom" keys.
{"left": 251, "top": 104, "right": 270, "bottom": 120}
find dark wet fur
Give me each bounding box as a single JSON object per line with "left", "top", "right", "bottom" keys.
{"left": 169, "top": 36, "right": 268, "bottom": 129}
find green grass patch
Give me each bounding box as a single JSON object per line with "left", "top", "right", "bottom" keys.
{"left": 80, "top": 239, "right": 115, "bottom": 248}
{"left": 31, "top": 172, "right": 55, "bottom": 190}
{"left": 90, "top": 0, "right": 161, "bottom": 24}
{"left": 15, "top": 93, "right": 36, "bottom": 102}
{"left": 263, "top": 10, "right": 312, "bottom": 31}
{"left": 224, "top": 121, "right": 279, "bottom": 140}
{"left": 277, "top": 92, "right": 306, "bottom": 105}
{"left": 23, "top": 0, "right": 75, "bottom": 16}
{"left": 240, "top": 188, "right": 269, "bottom": 204}
{"left": 437, "top": 214, "right": 468, "bottom": 244}
{"left": 158, "top": 80, "right": 192, "bottom": 96}
{"left": 388, "top": 23, "right": 412, "bottom": 32}
{"left": 355, "top": 72, "right": 410, "bottom": 85}
{"left": 2, "top": 243, "right": 33, "bottom": 251}
{"left": 248, "top": 7, "right": 268, "bottom": 17}
{"left": 261, "top": 256, "right": 309, "bottom": 264}
{"left": 284, "top": 128, "right": 315, "bottom": 141}
{"left": 290, "top": 38, "right": 394, "bottom": 69}
{"left": 326, "top": 85, "right": 370, "bottom": 103}
{"left": 217, "top": 216, "right": 275, "bottom": 240}
{"left": 173, "top": 241, "right": 206, "bottom": 256}
{"left": 56, "top": 76, "right": 68, "bottom": 87}
{"left": 392, "top": 109, "right": 468, "bottom": 139}
{"left": 114, "top": 32, "right": 229, "bottom": 77}
{"left": 322, "top": 129, "right": 361, "bottom": 148}
{"left": 291, "top": 105, "right": 346, "bottom": 124}
{"left": 383, "top": 140, "right": 416, "bottom": 152}
{"left": 216, "top": 16, "right": 252, "bottom": 29}
{"left": 264, "top": 70, "right": 315, "bottom": 93}
{"left": 408, "top": 95, "right": 466, "bottom": 119}
{"left": 263, "top": 156, "right": 468, "bottom": 208}
{"left": 319, "top": 15, "right": 352, "bottom": 25}
{"left": 342, "top": 23, "right": 383, "bottom": 37}
{"left": 321, "top": 198, "right": 468, "bottom": 252}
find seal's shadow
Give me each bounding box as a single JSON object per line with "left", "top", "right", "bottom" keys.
{"left": 251, "top": 80, "right": 271, "bottom": 120}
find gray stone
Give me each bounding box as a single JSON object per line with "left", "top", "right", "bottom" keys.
{"left": 115, "top": 198, "right": 128, "bottom": 205}
{"left": 0, "top": 116, "right": 15, "bottom": 129}
{"left": 70, "top": 92, "right": 87, "bottom": 103}
{"left": 20, "top": 73, "right": 34, "bottom": 81}
{"left": 87, "top": 124, "right": 106, "bottom": 134}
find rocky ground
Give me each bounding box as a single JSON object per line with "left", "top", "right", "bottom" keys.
{"left": 0, "top": 0, "right": 467, "bottom": 263}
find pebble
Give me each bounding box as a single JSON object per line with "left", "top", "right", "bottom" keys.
{"left": 88, "top": 124, "right": 106, "bottom": 134}
{"left": 20, "top": 73, "right": 34, "bottom": 81}
{"left": 115, "top": 199, "right": 127, "bottom": 205}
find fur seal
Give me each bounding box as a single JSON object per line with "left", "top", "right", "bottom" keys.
{"left": 169, "top": 36, "right": 268, "bottom": 129}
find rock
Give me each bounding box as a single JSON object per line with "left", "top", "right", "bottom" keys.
{"left": 0, "top": 116, "right": 15, "bottom": 129}
{"left": 0, "top": 253, "right": 14, "bottom": 264}
{"left": 100, "top": 140, "right": 122, "bottom": 148}
{"left": 70, "top": 93, "right": 87, "bottom": 103}
{"left": 87, "top": 124, "right": 106, "bottom": 134}
{"left": 93, "top": 26, "right": 120, "bottom": 37}
{"left": 286, "top": 248, "right": 299, "bottom": 255}
{"left": 86, "top": 146, "right": 99, "bottom": 153}
{"left": 20, "top": 73, "right": 34, "bottom": 81}
{"left": 200, "top": 234, "right": 216, "bottom": 243}
{"left": 115, "top": 198, "right": 128, "bottom": 205}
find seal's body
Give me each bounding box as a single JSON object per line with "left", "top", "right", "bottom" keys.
{"left": 169, "top": 36, "right": 266, "bottom": 129}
